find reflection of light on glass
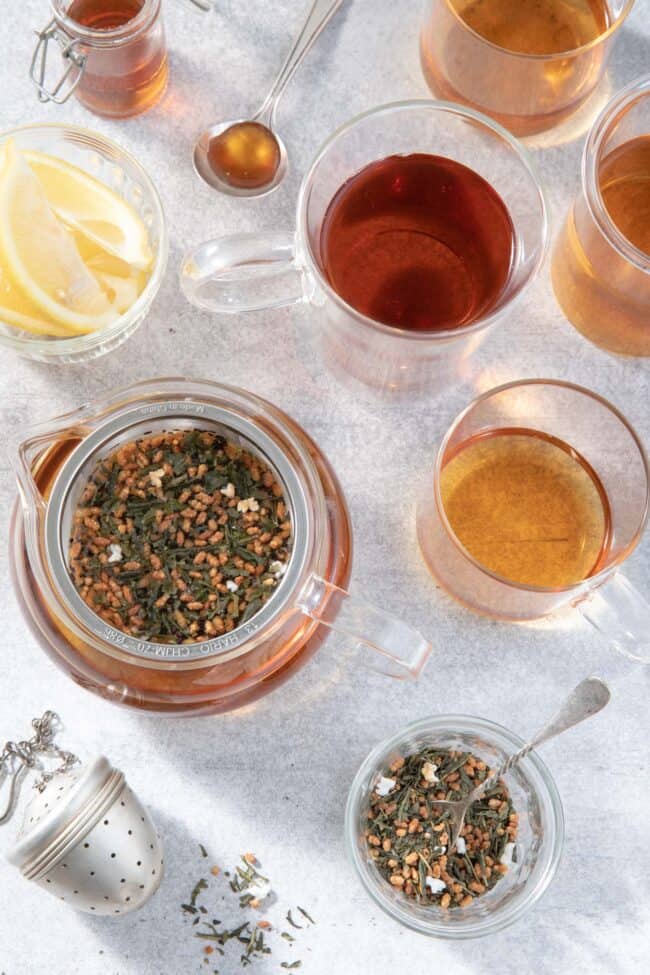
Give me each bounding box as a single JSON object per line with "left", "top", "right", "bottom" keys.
{"left": 521, "top": 607, "right": 586, "bottom": 632}
{"left": 525, "top": 74, "right": 614, "bottom": 150}
{"left": 542, "top": 57, "right": 574, "bottom": 93}
{"left": 472, "top": 366, "right": 516, "bottom": 394}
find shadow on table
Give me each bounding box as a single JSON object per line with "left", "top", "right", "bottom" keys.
{"left": 111, "top": 0, "right": 354, "bottom": 168}
{"left": 80, "top": 745, "right": 650, "bottom": 975}
{"left": 125, "top": 605, "right": 637, "bottom": 840}
{"left": 453, "top": 879, "right": 648, "bottom": 974}
{"left": 79, "top": 806, "right": 280, "bottom": 974}
{"left": 128, "top": 627, "right": 362, "bottom": 839}
{"left": 606, "top": 24, "right": 650, "bottom": 95}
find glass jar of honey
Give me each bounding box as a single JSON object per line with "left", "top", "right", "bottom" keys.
{"left": 30, "top": 0, "right": 169, "bottom": 118}
{"left": 11, "top": 379, "right": 431, "bottom": 715}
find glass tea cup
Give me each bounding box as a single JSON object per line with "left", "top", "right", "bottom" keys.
{"left": 180, "top": 101, "right": 548, "bottom": 396}
{"left": 416, "top": 380, "right": 650, "bottom": 661}
{"left": 420, "top": 0, "right": 635, "bottom": 136}
{"left": 552, "top": 77, "right": 650, "bottom": 356}
{"left": 346, "top": 714, "right": 564, "bottom": 939}
{"left": 11, "top": 377, "right": 432, "bottom": 715}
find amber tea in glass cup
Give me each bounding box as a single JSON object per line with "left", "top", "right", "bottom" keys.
{"left": 417, "top": 380, "right": 650, "bottom": 661}
{"left": 181, "top": 101, "right": 547, "bottom": 395}
{"left": 552, "top": 77, "right": 650, "bottom": 356}
{"left": 420, "top": 0, "right": 635, "bottom": 136}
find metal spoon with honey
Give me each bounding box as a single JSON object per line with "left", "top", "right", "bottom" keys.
{"left": 194, "top": 0, "right": 345, "bottom": 197}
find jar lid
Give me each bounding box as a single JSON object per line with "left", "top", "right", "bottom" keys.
{"left": 8, "top": 756, "right": 124, "bottom": 879}
{"left": 44, "top": 399, "right": 311, "bottom": 662}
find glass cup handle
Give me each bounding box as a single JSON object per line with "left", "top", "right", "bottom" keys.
{"left": 578, "top": 573, "right": 650, "bottom": 663}
{"left": 180, "top": 232, "right": 313, "bottom": 314}
{"left": 296, "top": 575, "right": 432, "bottom": 679}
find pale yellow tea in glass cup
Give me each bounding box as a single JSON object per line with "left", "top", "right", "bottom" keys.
{"left": 417, "top": 381, "right": 650, "bottom": 661}
{"left": 420, "top": 0, "right": 634, "bottom": 135}
{"left": 552, "top": 77, "right": 650, "bottom": 356}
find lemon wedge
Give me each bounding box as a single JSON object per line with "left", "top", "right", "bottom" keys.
{"left": 0, "top": 259, "right": 70, "bottom": 336}
{"left": 75, "top": 231, "right": 149, "bottom": 315}
{"left": 0, "top": 141, "right": 119, "bottom": 334}
{"left": 94, "top": 270, "right": 143, "bottom": 315}
{"left": 24, "top": 150, "right": 153, "bottom": 272}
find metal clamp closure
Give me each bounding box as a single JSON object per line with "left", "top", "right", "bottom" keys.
{"left": 29, "top": 19, "right": 87, "bottom": 105}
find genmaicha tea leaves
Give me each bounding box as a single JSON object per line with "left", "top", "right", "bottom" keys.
{"left": 365, "top": 747, "right": 518, "bottom": 909}
{"left": 182, "top": 850, "right": 314, "bottom": 972}
{"left": 68, "top": 430, "right": 292, "bottom": 643}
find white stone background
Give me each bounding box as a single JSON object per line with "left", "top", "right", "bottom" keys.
{"left": 0, "top": 0, "right": 649, "bottom": 972}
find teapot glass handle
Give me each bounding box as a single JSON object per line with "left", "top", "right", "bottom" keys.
{"left": 296, "top": 575, "right": 432, "bottom": 679}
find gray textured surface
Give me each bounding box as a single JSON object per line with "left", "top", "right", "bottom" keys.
{"left": 1, "top": 1, "right": 649, "bottom": 972}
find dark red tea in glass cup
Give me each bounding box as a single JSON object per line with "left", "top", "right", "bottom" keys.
{"left": 319, "top": 153, "right": 515, "bottom": 332}
{"left": 181, "top": 102, "right": 548, "bottom": 395}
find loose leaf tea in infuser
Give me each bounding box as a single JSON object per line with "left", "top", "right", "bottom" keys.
{"left": 1, "top": 711, "right": 163, "bottom": 916}
{"left": 68, "top": 429, "right": 293, "bottom": 644}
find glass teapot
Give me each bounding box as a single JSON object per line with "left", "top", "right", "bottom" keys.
{"left": 11, "top": 378, "right": 431, "bottom": 715}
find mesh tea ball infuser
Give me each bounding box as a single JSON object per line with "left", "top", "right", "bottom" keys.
{"left": 1, "top": 711, "right": 163, "bottom": 916}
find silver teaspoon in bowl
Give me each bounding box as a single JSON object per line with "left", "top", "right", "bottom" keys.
{"left": 193, "top": 0, "right": 346, "bottom": 197}
{"left": 436, "top": 677, "right": 611, "bottom": 852}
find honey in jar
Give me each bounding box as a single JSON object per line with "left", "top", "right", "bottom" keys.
{"left": 40, "top": 0, "right": 169, "bottom": 118}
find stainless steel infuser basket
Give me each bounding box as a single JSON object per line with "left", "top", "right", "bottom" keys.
{"left": 44, "top": 396, "right": 312, "bottom": 664}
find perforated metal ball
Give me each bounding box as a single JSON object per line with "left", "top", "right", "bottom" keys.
{"left": 8, "top": 757, "right": 163, "bottom": 916}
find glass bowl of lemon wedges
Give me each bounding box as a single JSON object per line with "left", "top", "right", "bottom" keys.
{"left": 0, "top": 124, "right": 167, "bottom": 363}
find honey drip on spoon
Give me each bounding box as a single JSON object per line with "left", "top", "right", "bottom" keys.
{"left": 207, "top": 122, "right": 282, "bottom": 190}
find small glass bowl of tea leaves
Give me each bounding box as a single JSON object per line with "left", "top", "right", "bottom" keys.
{"left": 345, "top": 715, "right": 564, "bottom": 939}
